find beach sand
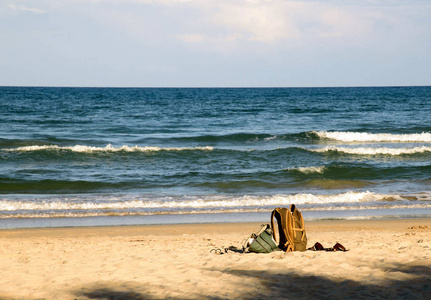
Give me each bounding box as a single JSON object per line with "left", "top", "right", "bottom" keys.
{"left": 1, "top": 218, "right": 430, "bottom": 299}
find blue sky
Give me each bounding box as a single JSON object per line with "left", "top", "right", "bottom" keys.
{"left": 1, "top": 0, "right": 430, "bottom": 87}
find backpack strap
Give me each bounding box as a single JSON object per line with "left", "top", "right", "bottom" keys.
{"left": 270, "top": 209, "right": 277, "bottom": 242}
{"left": 290, "top": 205, "right": 306, "bottom": 241}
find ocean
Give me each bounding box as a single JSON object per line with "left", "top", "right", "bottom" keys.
{"left": 1, "top": 86, "right": 430, "bottom": 228}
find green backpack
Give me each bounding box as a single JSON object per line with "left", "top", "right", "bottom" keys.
{"left": 242, "top": 224, "right": 281, "bottom": 253}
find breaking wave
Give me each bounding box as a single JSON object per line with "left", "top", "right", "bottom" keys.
{"left": 1, "top": 191, "right": 430, "bottom": 219}
{"left": 314, "top": 131, "right": 431, "bottom": 143}
{"left": 288, "top": 166, "right": 327, "bottom": 174}
{"left": 5, "top": 144, "right": 214, "bottom": 153}
{"left": 311, "top": 146, "right": 431, "bottom": 156}
{"left": 0, "top": 191, "right": 405, "bottom": 212}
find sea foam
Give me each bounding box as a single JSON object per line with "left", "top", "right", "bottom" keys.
{"left": 315, "top": 131, "right": 431, "bottom": 142}
{"left": 6, "top": 144, "right": 214, "bottom": 152}
{"left": 289, "top": 166, "right": 327, "bottom": 174}
{"left": 311, "top": 146, "right": 431, "bottom": 155}
{"left": 0, "top": 191, "right": 382, "bottom": 212}
{"left": 2, "top": 191, "right": 430, "bottom": 219}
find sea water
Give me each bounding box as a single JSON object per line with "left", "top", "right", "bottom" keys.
{"left": 1, "top": 86, "right": 430, "bottom": 228}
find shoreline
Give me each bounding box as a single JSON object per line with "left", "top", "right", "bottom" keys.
{"left": 2, "top": 217, "right": 431, "bottom": 234}
{"left": 1, "top": 218, "right": 430, "bottom": 299}
{"left": 2, "top": 206, "right": 431, "bottom": 230}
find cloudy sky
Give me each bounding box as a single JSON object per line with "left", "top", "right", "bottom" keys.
{"left": 1, "top": 0, "right": 430, "bottom": 87}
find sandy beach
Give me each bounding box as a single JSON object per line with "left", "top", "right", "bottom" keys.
{"left": 1, "top": 218, "right": 430, "bottom": 299}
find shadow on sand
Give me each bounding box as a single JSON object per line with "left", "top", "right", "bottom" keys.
{"left": 222, "top": 264, "right": 430, "bottom": 299}
{"left": 78, "top": 288, "right": 149, "bottom": 300}
{"left": 76, "top": 264, "right": 430, "bottom": 299}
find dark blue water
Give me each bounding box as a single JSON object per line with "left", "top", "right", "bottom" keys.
{"left": 1, "top": 86, "right": 430, "bottom": 227}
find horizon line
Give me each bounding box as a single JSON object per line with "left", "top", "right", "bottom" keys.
{"left": 1, "top": 85, "right": 430, "bottom": 89}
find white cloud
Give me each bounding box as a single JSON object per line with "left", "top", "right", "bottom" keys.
{"left": 211, "top": 1, "right": 302, "bottom": 42}
{"left": 39, "top": 0, "right": 426, "bottom": 48}
{"left": 8, "top": 4, "right": 46, "bottom": 14}
{"left": 172, "top": 0, "right": 431, "bottom": 55}
{"left": 161, "top": 1, "right": 368, "bottom": 56}
{"left": 177, "top": 33, "right": 206, "bottom": 43}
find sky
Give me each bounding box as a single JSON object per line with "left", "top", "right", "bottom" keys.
{"left": 1, "top": 0, "right": 430, "bottom": 87}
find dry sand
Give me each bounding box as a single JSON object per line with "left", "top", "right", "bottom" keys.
{"left": 0, "top": 218, "right": 430, "bottom": 299}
